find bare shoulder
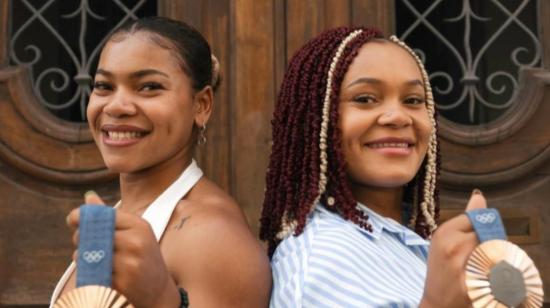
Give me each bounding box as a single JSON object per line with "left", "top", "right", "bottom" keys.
{"left": 162, "top": 177, "right": 272, "bottom": 307}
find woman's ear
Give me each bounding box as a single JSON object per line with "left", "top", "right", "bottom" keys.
{"left": 193, "top": 85, "right": 214, "bottom": 126}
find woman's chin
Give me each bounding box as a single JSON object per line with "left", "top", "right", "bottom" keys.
{"left": 103, "top": 160, "right": 138, "bottom": 174}
{"left": 379, "top": 174, "right": 417, "bottom": 187}
{"left": 354, "top": 173, "right": 417, "bottom": 189}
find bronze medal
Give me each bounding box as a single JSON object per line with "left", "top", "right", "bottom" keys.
{"left": 54, "top": 285, "right": 133, "bottom": 308}
{"left": 466, "top": 240, "right": 543, "bottom": 307}
{"left": 465, "top": 209, "right": 543, "bottom": 307}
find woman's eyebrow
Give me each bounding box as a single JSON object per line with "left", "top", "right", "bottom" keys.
{"left": 345, "top": 77, "right": 381, "bottom": 88}
{"left": 129, "top": 69, "right": 169, "bottom": 79}
{"left": 345, "top": 77, "right": 424, "bottom": 89}
{"left": 94, "top": 68, "right": 169, "bottom": 79}
{"left": 405, "top": 79, "right": 424, "bottom": 87}
{"left": 95, "top": 68, "right": 112, "bottom": 77}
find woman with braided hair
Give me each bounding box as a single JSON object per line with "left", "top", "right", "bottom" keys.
{"left": 261, "top": 27, "right": 487, "bottom": 307}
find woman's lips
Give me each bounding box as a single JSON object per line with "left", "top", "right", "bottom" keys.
{"left": 365, "top": 138, "right": 414, "bottom": 156}
{"left": 101, "top": 125, "right": 149, "bottom": 147}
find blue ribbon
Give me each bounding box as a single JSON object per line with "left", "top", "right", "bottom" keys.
{"left": 466, "top": 208, "right": 507, "bottom": 243}
{"left": 76, "top": 205, "right": 115, "bottom": 287}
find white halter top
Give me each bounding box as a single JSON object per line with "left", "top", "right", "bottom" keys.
{"left": 49, "top": 160, "right": 203, "bottom": 307}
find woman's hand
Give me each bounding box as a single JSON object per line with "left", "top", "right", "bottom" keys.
{"left": 420, "top": 190, "right": 487, "bottom": 308}
{"left": 67, "top": 192, "right": 180, "bottom": 308}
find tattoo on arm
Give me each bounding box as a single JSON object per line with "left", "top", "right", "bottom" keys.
{"left": 174, "top": 216, "right": 191, "bottom": 230}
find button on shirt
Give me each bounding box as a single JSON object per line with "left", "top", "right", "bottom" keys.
{"left": 270, "top": 203, "right": 430, "bottom": 308}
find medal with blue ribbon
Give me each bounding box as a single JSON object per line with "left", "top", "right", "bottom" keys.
{"left": 55, "top": 205, "right": 133, "bottom": 308}
{"left": 465, "top": 208, "right": 543, "bottom": 307}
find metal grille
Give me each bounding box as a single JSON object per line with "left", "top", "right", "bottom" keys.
{"left": 396, "top": 0, "right": 541, "bottom": 125}
{"left": 9, "top": 0, "right": 157, "bottom": 122}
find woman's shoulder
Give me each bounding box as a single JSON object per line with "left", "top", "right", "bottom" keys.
{"left": 272, "top": 207, "right": 364, "bottom": 264}
{"left": 168, "top": 176, "right": 264, "bottom": 259}
{"left": 162, "top": 177, "right": 272, "bottom": 306}
{"left": 270, "top": 208, "right": 382, "bottom": 307}
{"left": 186, "top": 177, "right": 243, "bottom": 213}
{"left": 276, "top": 207, "right": 359, "bottom": 245}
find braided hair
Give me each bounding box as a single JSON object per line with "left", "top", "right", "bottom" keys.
{"left": 260, "top": 27, "right": 440, "bottom": 256}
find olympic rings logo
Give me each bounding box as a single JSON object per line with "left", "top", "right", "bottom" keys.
{"left": 475, "top": 212, "right": 496, "bottom": 224}
{"left": 82, "top": 250, "right": 105, "bottom": 263}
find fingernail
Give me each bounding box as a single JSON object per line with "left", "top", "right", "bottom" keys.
{"left": 84, "top": 190, "right": 98, "bottom": 199}
{"left": 472, "top": 188, "right": 483, "bottom": 196}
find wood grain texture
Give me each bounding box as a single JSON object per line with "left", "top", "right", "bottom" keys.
{"left": 0, "top": 161, "right": 118, "bottom": 306}
{"left": 193, "top": 0, "right": 232, "bottom": 193}
{"left": 351, "top": 0, "right": 394, "bottom": 34}
{"left": 324, "top": 0, "right": 351, "bottom": 29}
{"left": 285, "top": 0, "right": 352, "bottom": 61}
{"left": 0, "top": 161, "right": 119, "bottom": 305}
{"left": 285, "top": 0, "right": 324, "bottom": 58}
{"left": 273, "top": 0, "right": 287, "bottom": 93}
{"left": 0, "top": 68, "right": 119, "bottom": 305}
{"left": 229, "top": 0, "right": 277, "bottom": 234}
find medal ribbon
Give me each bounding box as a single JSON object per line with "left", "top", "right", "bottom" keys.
{"left": 76, "top": 205, "right": 115, "bottom": 288}
{"left": 465, "top": 208, "right": 507, "bottom": 243}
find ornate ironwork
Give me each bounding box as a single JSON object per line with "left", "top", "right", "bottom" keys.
{"left": 396, "top": 0, "right": 541, "bottom": 124}
{"left": 9, "top": 0, "right": 155, "bottom": 121}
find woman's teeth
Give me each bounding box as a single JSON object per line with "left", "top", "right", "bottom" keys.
{"left": 107, "top": 131, "right": 143, "bottom": 140}
{"left": 369, "top": 142, "right": 409, "bottom": 148}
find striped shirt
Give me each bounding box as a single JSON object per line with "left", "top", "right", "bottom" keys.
{"left": 270, "top": 203, "right": 430, "bottom": 308}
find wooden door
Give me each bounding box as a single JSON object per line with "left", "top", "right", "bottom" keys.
{"left": 0, "top": 1, "right": 125, "bottom": 304}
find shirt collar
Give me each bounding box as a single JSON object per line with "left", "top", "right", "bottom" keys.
{"left": 316, "top": 203, "right": 429, "bottom": 247}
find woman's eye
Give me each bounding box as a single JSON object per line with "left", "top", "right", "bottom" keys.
{"left": 92, "top": 81, "right": 113, "bottom": 91}
{"left": 353, "top": 95, "right": 376, "bottom": 104}
{"left": 140, "top": 82, "right": 164, "bottom": 91}
{"left": 404, "top": 97, "right": 426, "bottom": 105}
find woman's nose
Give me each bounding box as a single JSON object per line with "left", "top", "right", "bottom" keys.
{"left": 377, "top": 106, "right": 413, "bottom": 128}
{"left": 103, "top": 91, "right": 137, "bottom": 118}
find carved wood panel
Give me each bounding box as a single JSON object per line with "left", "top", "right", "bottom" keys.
{"left": 435, "top": 1, "right": 550, "bottom": 303}
{"left": 0, "top": 41, "right": 119, "bottom": 307}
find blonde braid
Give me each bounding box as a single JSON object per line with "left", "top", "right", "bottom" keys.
{"left": 318, "top": 29, "right": 364, "bottom": 198}
{"left": 389, "top": 35, "right": 438, "bottom": 232}
{"left": 276, "top": 30, "right": 364, "bottom": 239}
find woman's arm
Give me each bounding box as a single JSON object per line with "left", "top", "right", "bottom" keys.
{"left": 67, "top": 208, "right": 182, "bottom": 308}
{"left": 420, "top": 191, "right": 487, "bottom": 307}
{"left": 168, "top": 205, "right": 272, "bottom": 307}
{"left": 68, "top": 193, "right": 271, "bottom": 308}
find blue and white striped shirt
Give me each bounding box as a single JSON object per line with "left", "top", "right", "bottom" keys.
{"left": 270, "top": 203, "right": 430, "bottom": 308}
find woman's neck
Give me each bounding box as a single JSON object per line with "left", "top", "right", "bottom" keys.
{"left": 118, "top": 150, "right": 193, "bottom": 215}
{"left": 350, "top": 183, "right": 404, "bottom": 222}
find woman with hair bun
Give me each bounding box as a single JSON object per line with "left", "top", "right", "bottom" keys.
{"left": 261, "top": 27, "right": 486, "bottom": 307}
{"left": 51, "top": 17, "right": 271, "bottom": 308}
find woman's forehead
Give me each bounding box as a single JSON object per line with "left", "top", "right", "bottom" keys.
{"left": 342, "top": 41, "right": 424, "bottom": 87}
{"left": 99, "top": 34, "right": 183, "bottom": 75}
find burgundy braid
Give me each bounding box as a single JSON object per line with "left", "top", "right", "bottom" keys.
{"left": 260, "top": 27, "right": 440, "bottom": 256}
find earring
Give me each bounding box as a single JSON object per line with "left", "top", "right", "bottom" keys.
{"left": 198, "top": 123, "right": 207, "bottom": 145}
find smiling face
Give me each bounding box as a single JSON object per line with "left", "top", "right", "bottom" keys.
{"left": 88, "top": 32, "right": 209, "bottom": 174}
{"left": 338, "top": 40, "right": 432, "bottom": 191}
